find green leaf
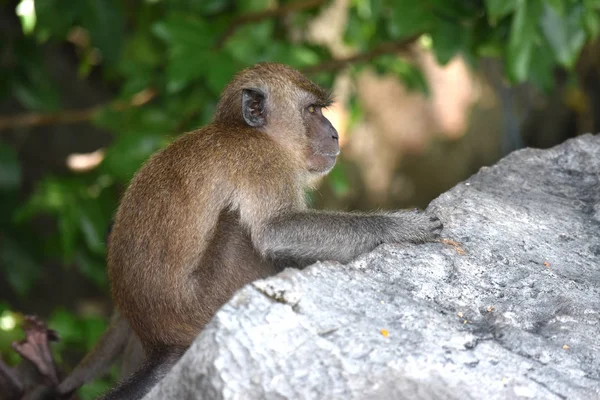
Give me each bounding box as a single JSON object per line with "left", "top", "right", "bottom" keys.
{"left": 205, "top": 53, "right": 240, "bottom": 95}
{"left": 165, "top": 50, "right": 211, "bottom": 93}
{"left": 506, "top": 0, "right": 542, "bottom": 83}
{"left": 11, "top": 80, "right": 61, "bottom": 112}
{"left": 48, "top": 309, "right": 80, "bottom": 346}
{"left": 152, "top": 14, "right": 214, "bottom": 48}
{"left": 540, "top": 3, "right": 587, "bottom": 68}
{"left": 387, "top": 0, "right": 434, "bottom": 39}
{"left": 123, "top": 32, "right": 162, "bottom": 68}
{"left": 102, "top": 132, "right": 165, "bottom": 182}
{"left": 290, "top": 46, "right": 321, "bottom": 67}
{"left": 75, "top": 253, "right": 108, "bottom": 289}
{"left": 546, "top": 0, "right": 565, "bottom": 14}
{"left": 35, "top": 0, "right": 83, "bottom": 39}
{"left": 0, "top": 236, "right": 41, "bottom": 296}
{"left": 584, "top": 13, "right": 600, "bottom": 38}
{"left": 355, "top": 0, "right": 381, "bottom": 19}
{"left": 80, "top": 315, "right": 108, "bottom": 351}
{"left": 0, "top": 142, "right": 21, "bottom": 192}
{"left": 80, "top": 0, "right": 125, "bottom": 64}
{"left": 12, "top": 175, "right": 109, "bottom": 262}
{"left": 347, "top": 94, "right": 365, "bottom": 130}
{"left": 485, "top": 0, "right": 517, "bottom": 22}
{"left": 153, "top": 15, "right": 216, "bottom": 91}
{"left": 77, "top": 200, "right": 107, "bottom": 255}
{"left": 16, "top": 0, "right": 37, "bottom": 35}
{"left": 15, "top": 178, "right": 75, "bottom": 222}
{"left": 11, "top": 42, "right": 62, "bottom": 112}
{"left": 431, "top": 20, "right": 465, "bottom": 65}
{"left": 223, "top": 21, "right": 274, "bottom": 64}
{"left": 118, "top": 63, "right": 154, "bottom": 98}
{"left": 328, "top": 162, "right": 350, "bottom": 198}
{"left": 528, "top": 43, "right": 556, "bottom": 92}
{"left": 174, "top": 0, "right": 231, "bottom": 14}
{"left": 473, "top": 19, "right": 507, "bottom": 58}
{"left": 344, "top": 7, "right": 377, "bottom": 49}
{"left": 263, "top": 43, "right": 324, "bottom": 70}
{"left": 396, "top": 63, "right": 428, "bottom": 95}
{"left": 583, "top": 0, "right": 600, "bottom": 37}
{"left": 376, "top": 56, "right": 429, "bottom": 94}
{"left": 237, "top": 0, "right": 270, "bottom": 13}
{"left": 58, "top": 210, "right": 78, "bottom": 261}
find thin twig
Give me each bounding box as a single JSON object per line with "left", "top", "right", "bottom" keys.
{"left": 216, "top": 0, "right": 328, "bottom": 47}
{"left": 0, "top": 357, "right": 23, "bottom": 398}
{"left": 0, "top": 88, "right": 156, "bottom": 132}
{"left": 301, "top": 36, "right": 420, "bottom": 75}
{"left": 0, "top": 106, "right": 102, "bottom": 131}
{"left": 0, "top": 35, "right": 421, "bottom": 131}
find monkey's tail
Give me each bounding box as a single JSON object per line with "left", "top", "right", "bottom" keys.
{"left": 58, "top": 313, "right": 131, "bottom": 397}
{"left": 98, "top": 348, "right": 184, "bottom": 400}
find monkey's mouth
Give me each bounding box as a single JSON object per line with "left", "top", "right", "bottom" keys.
{"left": 307, "top": 153, "right": 337, "bottom": 174}
{"left": 318, "top": 148, "right": 340, "bottom": 158}
{"left": 320, "top": 154, "right": 338, "bottom": 170}
{"left": 321, "top": 154, "right": 339, "bottom": 164}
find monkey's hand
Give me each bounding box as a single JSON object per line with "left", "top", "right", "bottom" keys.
{"left": 384, "top": 210, "right": 443, "bottom": 244}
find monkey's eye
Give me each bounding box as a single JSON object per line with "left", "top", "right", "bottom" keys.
{"left": 307, "top": 105, "right": 316, "bottom": 114}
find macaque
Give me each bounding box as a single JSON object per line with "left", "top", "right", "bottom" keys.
{"left": 98, "top": 63, "right": 443, "bottom": 399}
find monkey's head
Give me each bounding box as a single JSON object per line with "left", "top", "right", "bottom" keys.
{"left": 214, "top": 63, "right": 340, "bottom": 176}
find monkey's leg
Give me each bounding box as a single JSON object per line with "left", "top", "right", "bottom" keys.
{"left": 257, "top": 210, "right": 443, "bottom": 263}
{"left": 120, "top": 333, "right": 145, "bottom": 378}
{"left": 57, "top": 313, "right": 131, "bottom": 397}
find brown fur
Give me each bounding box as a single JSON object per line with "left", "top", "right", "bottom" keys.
{"left": 108, "top": 63, "right": 332, "bottom": 352}
{"left": 104, "top": 63, "right": 441, "bottom": 399}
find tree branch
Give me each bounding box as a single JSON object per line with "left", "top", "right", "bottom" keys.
{"left": 301, "top": 36, "right": 420, "bottom": 75}
{"left": 0, "top": 88, "right": 156, "bottom": 132}
{"left": 0, "top": 36, "right": 421, "bottom": 132}
{"left": 0, "top": 357, "right": 23, "bottom": 399}
{"left": 216, "top": 0, "right": 328, "bottom": 47}
{"left": 0, "top": 106, "right": 102, "bottom": 132}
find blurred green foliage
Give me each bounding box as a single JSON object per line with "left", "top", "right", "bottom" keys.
{"left": 0, "top": 0, "right": 599, "bottom": 397}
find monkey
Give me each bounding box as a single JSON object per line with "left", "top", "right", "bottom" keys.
{"left": 100, "top": 63, "right": 443, "bottom": 399}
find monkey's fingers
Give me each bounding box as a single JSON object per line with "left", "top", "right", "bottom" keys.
{"left": 429, "top": 216, "right": 444, "bottom": 236}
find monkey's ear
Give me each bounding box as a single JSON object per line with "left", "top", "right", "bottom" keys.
{"left": 242, "top": 88, "right": 266, "bottom": 127}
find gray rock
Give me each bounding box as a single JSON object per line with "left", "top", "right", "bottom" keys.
{"left": 145, "top": 134, "right": 600, "bottom": 400}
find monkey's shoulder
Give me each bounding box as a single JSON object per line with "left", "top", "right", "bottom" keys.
{"left": 127, "top": 126, "right": 298, "bottom": 199}
{"left": 177, "top": 126, "right": 296, "bottom": 176}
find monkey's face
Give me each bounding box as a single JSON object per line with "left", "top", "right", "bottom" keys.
{"left": 221, "top": 63, "right": 338, "bottom": 175}
{"left": 303, "top": 104, "right": 339, "bottom": 175}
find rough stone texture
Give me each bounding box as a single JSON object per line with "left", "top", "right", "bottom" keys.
{"left": 145, "top": 134, "right": 600, "bottom": 400}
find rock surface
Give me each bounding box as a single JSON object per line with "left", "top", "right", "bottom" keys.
{"left": 145, "top": 134, "right": 600, "bottom": 400}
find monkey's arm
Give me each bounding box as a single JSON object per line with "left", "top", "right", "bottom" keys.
{"left": 254, "top": 210, "right": 442, "bottom": 264}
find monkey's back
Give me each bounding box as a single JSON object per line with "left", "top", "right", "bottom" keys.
{"left": 107, "top": 126, "right": 292, "bottom": 351}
